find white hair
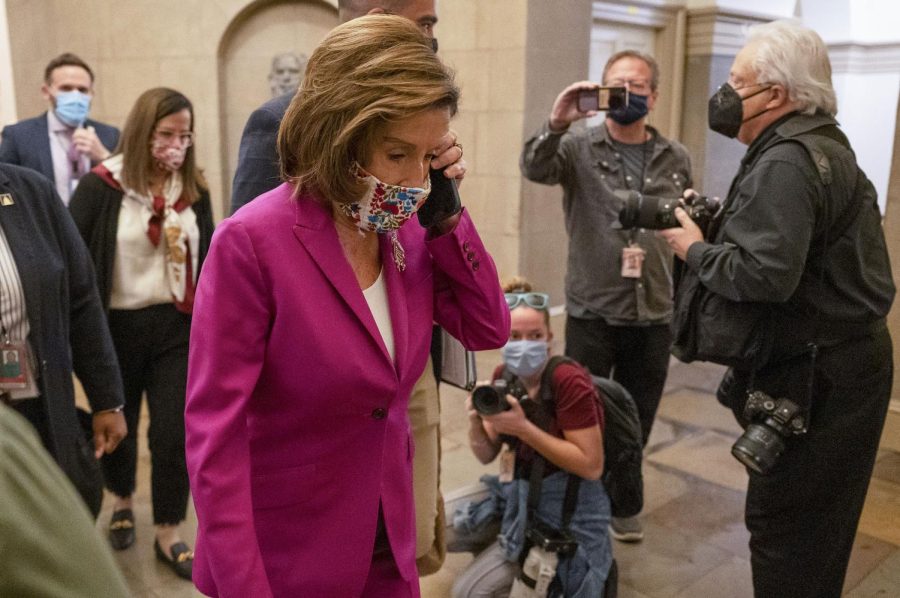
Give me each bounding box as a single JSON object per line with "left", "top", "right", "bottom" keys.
{"left": 746, "top": 20, "right": 838, "bottom": 116}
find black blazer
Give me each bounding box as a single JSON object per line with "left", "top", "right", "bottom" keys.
{"left": 0, "top": 112, "right": 120, "bottom": 182}
{"left": 0, "top": 164, "right": 124, "bottom": 490}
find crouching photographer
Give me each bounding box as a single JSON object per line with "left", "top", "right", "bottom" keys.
{"left": 658, "top": 21, "right": 894, "bottom": 598}
{"left": 450, "top": 278, "right": 613, "bottom": 598}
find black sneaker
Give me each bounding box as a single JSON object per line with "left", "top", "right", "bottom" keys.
{"left": 610, "top": 515, "right": 644, "bottom": 542}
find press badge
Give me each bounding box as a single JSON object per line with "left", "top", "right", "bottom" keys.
{"left": 498, "top": 444, "right": 516, "bottom": 483}
{"left": 0, "top": 340, "right": 31, "bottom": 390}
{"left": 621, "top": 244, "right": 646, "bottom": 279}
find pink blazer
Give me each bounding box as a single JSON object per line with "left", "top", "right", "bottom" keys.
{"left": 185, "top": 185, "right": 509, "bottom": 597}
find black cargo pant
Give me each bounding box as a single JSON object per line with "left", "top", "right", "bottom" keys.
{"left": 565, "top": 315, "right": 671, "bottom": 445}
{"left": 739, "top": 327, "right": 893, "bottom": 598}
{"left": 103, "top": 303, "right": 191, "bottom": 525}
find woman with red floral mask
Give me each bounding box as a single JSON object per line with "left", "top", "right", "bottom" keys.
{"left": 69, "top": 87, "right": 214, "bottom": 581}
{"left": 183, "top": 16, "right": 508, "bottom": 598}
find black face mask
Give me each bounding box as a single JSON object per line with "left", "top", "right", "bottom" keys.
{"left": 708, "top": 82, "right": 772, "bottom": 138}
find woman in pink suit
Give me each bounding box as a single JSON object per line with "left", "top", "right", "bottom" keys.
{"left": 185, "top": 15, "right": 509, "bottom": 598}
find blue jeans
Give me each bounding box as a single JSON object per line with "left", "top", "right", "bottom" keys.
{"left": 451, "top": 473, "right": 612, "bottom": 597}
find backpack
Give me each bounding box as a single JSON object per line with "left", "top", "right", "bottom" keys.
{"left": 591, "top": 372, "right": 644, "bottom": 518}
{"left": 511, "top": 355, "right": 644, "bottom": 518}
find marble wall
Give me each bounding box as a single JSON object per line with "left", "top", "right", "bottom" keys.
{"left": 3, "top": 0, "right": 532, "bottom": 281}
{"left": 4, "top": 0, "right": 340, "bottom": 223}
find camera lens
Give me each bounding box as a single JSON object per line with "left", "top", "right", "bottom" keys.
{"left": 616, "top": 190, "right": 682, "bottom": 230}
{"left": 472, "top": 385, "right": 511, "bottom": 416}
{"left": 731, "top": 423, "right": 786, "bottom": 475}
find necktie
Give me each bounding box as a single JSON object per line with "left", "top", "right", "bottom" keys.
{"left": 67, "top": 131, "right": 87, "bottom": 181}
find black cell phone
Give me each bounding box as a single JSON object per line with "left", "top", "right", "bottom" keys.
{"left": 418, "top": 166, "right": 462, "bottom": 228}
{"left": 525, "top": 521, "right": 579, "bottom": 556}
{"left": 576, "top": 86, "right": 628, "bottom": 113}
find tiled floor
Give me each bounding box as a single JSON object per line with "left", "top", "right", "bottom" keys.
{"left": 100, "top": 353, "right": 900, "bottom": 597}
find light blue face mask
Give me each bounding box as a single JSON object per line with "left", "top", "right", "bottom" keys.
{"left": 502, "top": 339, "right": 549, "bottom": 378}
{"left": 54, "top": 91, "right": 91, "bottom": 127}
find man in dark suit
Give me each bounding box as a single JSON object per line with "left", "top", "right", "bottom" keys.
{"left": 0, "top": 53, "right": 119, "bottom": 205}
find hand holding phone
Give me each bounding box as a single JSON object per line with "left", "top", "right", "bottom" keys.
{"left": 576, "top": 86, "right": 628, "bottom": 113}
{"left": 418, "top": 166, "right": 462, "bottom": 229}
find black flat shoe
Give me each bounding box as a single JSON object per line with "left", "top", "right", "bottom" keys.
{"left": 108, "top": 509, "right": 135, "bottom": 550}
{"left": 154, "top": 539, "right": 194, "bottom": 581}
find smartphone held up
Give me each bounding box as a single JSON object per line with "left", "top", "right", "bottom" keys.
{"left": 418, "top": 166, "right": 462, "bottom": 229}
{"left": 576, "top": 86, "right": 628, "bottom": 113}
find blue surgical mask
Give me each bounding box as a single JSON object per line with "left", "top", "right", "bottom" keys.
{"left": 502, "top": 340, "right": 549, "bottom": 378}
{"left": 608, "top": 92, "right": 649, "bottom": 125}
{"left": 54, "top": 91, "right": 91, "bottom": 127}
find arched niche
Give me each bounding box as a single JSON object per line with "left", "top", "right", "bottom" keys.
{"left": 217, "top": 0, "right": 338, "bottom": 214}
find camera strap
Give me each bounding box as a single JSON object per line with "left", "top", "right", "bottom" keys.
{"left": 497, "top": 362, "right": 580, "bottom": 557}
{"left": 747, "top": 123, "right": 858, "bottom": 419}
{"left": 505, "top": 358, "right": 588, "bottom": 568}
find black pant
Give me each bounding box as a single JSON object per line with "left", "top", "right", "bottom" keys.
{"left": 741, "top": 327, "right": 893, "bottom": 598}
{"left": 103, "top": 304, "right": 191, "bottom": 525}
{"left": 565, "top": 315, "right": 671, "bottom": 445}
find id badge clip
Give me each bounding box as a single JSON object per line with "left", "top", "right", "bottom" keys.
{"left": 498, "top": 444, "right": 516, "bottom": 483}
{"left": 0, "top": 339, "right": 38, "bottom": 397}
{"left": 621, "top": 243, "right": 646, "bottom": 279}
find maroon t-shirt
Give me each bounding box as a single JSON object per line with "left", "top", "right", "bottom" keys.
{"left": 490, "top": 360, "right": 604, "bottom": 475}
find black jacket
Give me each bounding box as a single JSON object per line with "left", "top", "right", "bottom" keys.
{"left": 685, "top": 111, "right": 894, "bottom": 341}
{"left": 0, "top": 164, "right": 124, "bottom": 488}
{"left": 68, "top": 170, "right": 215, "bottom": 311}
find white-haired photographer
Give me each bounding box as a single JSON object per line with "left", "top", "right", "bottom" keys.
{"left": 658, "top": 19, "right": 895, "bottom": 598}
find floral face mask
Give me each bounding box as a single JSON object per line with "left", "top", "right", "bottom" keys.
{"left": 338, "top": 162, "right": 431, "bottom": 234}
{"left": 151, "top": 142, "right": 187, "bottom": 172}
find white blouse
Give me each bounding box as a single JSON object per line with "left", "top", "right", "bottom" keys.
{"left": 362, "top": 268, "right": 395, "bottom": 363}
{"left": 109, "top": 194, "right": 198, "bottom": 310}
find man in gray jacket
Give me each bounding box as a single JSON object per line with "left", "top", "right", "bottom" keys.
{"left": 521, "top": 50, "right": 692, "bottom": 542}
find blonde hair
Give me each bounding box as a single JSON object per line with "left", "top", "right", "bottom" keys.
{"left": 502, "top": 276, "right": 551, "bottom": 328}
{"left": 117, "top": 87, "right": 207, "bottom": 204}
{"left": 502, "top": 276, "right": 534, "bottom": 294}
{"left": 278, "top": 14, "right": 459, "bottom": 206}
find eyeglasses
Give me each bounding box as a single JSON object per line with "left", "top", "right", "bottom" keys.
{"left": 153, "top": 129, "right": 194, "bottom": 147}
{"left": 505, "top": 292, "right": 550, "bottom": 311}
{"left": 606, "top": 78, "right": 652, "bottom": 94}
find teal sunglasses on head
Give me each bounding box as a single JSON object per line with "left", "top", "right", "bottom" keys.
{"left": 504, "top": 292, "right": 550, "bottom": 310}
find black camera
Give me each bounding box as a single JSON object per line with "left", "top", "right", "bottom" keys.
{"left": 525, "top": 521, "right": 578, "bottom": 557}
{"left": 731, "top": 391, "right": 807, "bottom": 475}
{"left": 471, "top": 378, "right": 528, "bottom": 416}
{"left": 616, "top": 189, "right": 719, "bottom": 233}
